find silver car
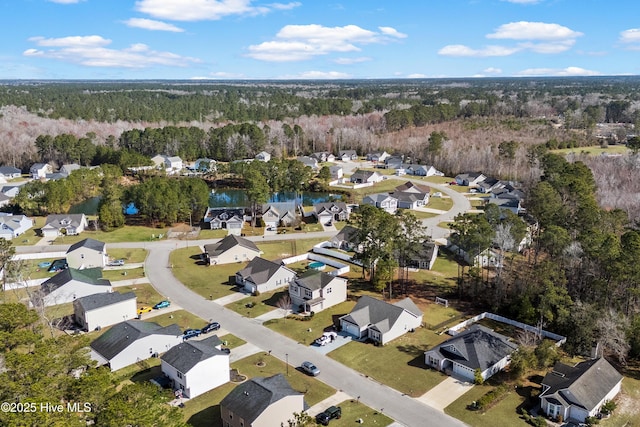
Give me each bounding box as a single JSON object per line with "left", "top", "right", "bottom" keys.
{"left": 301, "top": 361, "right": 320, "bottom": 376}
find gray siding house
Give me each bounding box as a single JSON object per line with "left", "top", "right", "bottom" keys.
{"left": 235, "top": 257, "right": 296, "bottom": 294}
{"left": 74, "top": 291, "right": 137, "bottom": 331}
{"left": 203, "top": 235, "right": 261, "bottom": 265}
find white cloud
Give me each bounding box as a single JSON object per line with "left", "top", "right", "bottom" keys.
{"left": 247, "top": 24, "right": 405, "bottom": 62}
{"left": 333, "top": 57, "right": 371, "bottom": 64}
{"left": 123, "top": 18, "right": 185, "bottom": 32}
{"left": 135, "top": 0, "right": 299, "bottom": 21}
{"left": 487, "top": 21, "right": 582, "bottom": 41}
{"left": 520, "top": 39, "right": 576, "bottom": 54}
{"left": 438, "top": 44, "right": 521, "bottom": 57}
{"left": 516, "top": 66, "right": 600, "bottom": 76}
{"left": 483, "top": 67, "right": 502, "bottom": 74}
{"left": 620, "top": 28, "right": 640, "bottom": 50}
{"left": 378, "top": 26, "right": 407, "bottom": 39}
{"left": 278, "top": 70, "right": 351, "bottom": 79}
{"left": 406, "top": 73, "right": 428, "bottom": 78}
{"left": 24, "top": 35, "right": 200, "bottom": 68}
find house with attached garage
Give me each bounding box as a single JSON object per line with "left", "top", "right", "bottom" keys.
{"left": 404, "top": 164, "right": 443, "bottom": 177}
{"left": 203, "top": 234, "right": 262, "bottom": 265}
{"left": 36, "top": 267, "right": 112, "bottom": 307}
{"left": 289, "top": 269, "right": 347, "bottom": 313}
{"left": 329, "top": 225, "right": 361, "bottom": 252}
{"left": 90, "top": 320, "right": 182, "bottom": 371}
{"left": 424, "top": 324, "right": 518, "bottom": 382}
{"left": 1, "top": 185, "right": 21, "bottom": 198}
{"left": 73, "top": 291, "right": 137, "bottom": 331}
{"left": 41, "top": 213, "right": 88, "bottom": 238}
{"left": 203, "top": 207, "right": 245, "bottom": 235}
{"left": 339, "top": 150, "right": 358, "bottom": 161}
{"left": 455, "top": 172, "right": 486, "bottom": 187}
{"left": 362, "top": 193, "right": 398, "bottom": 214}
{"left": 0, "top": 166, "right": 21, "bottom": 179}
{"left": 160, "top": 335, "right": 230, "bottom": 399}
{"left": 235, "top": 257, "right": 296, "bottom": 294}
{"left": 366, "top": 151, "right": 390, "bottom": 163}
{"left": 66, "top": 238, "right": 108, "bottom": 269}
{"left": 30, "top": 163, "right": 53, "bottom": 179}
{"left": 539, "top": 357, "right": 623, "bottom": 423}
{"left": 313, "top": 202, "right": 350, "bottom": 224}
{"left": 340, "top": 295, "right": 423, "bottom": 345}
{"left": 0, "top": 214, "right": 33, "bottom": 240}
{"left": 311, "top": 151, "right": 335, "bottom": 163}
{"left": 296, "top": 156, "right": 319, "bottom": 171}
{"left": 329, "top": 165, "right": 343, "bottom": 180}
{"left": 220, "top": 373, "right": 305, "bottom": 427}
{"left": 349, "top": 169, "right": 383, "bottom": 184}
{"left": 255, "top": 151, "right": 271, "bottom": 162}
{"left": 0, "top": 193, "right": 9, "bottom": 209}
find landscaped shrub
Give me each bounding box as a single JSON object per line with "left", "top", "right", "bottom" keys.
{"left": 476, "top": 384, "right": 508, "bottom": 410}
{"left": 585, "top": 416, "right": 600, "bottom": 426}
{"left": 601, "top": 400, "right": 616, "bottom": 415}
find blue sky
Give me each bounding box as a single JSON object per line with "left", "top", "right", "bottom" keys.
{"left": 1, "top": 0, "right": 639, "bottom": 80}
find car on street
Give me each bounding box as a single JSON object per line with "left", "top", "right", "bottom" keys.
{"left": 315, "top": 406, "right": 342, "bottom": 426}
{"left": 137, "top": 306, "right": 153, "bottom": 315}
{"left": 183, "top": 329, "right": 202, "bottom": 340}
{"left": 153, "top": 300, "right": 170, "bottom": 309}
{"left": 202, "top": 322, "right": 221, "bottom": 334}
{"left": 300, "top": 361, "right": 320, "bottom": 376}
{"left": 108, "top": 259, "right": 125, "bottom": 266}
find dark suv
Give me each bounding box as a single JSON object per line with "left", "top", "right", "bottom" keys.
{"left": 315, "top": 406, "right": 341, "bottom": 425}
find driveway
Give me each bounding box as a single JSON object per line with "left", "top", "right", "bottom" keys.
{"left": 416, "top": 374, "right": 475, "bottom": 411}
{"left": 310, "top": 332, "right": 353, "bottom": 355}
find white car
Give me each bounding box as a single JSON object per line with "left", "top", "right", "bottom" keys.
{"left": 314, "top": 331, "right": 338, "bottom": 346}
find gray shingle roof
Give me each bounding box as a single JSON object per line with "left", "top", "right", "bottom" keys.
{"left": 220, "top": 374, "right": 302, "bottom": 424}
{"left": 331, "top": 225, "right": 359, "bottom": 244}
{"left": 90, "top": 320, "right": 181, "bottom": 360}
{"left": 540, "top": 358, "right": 622, "bottom": 412}
{"left": 41, "top": 268, "right": 110, "bottom": 295}
{"left": 236, "top": 257, "right": 289, "bottom": 285}
{"left": 43, "top": 213, "right": 86, "bottom": 230}
{"left": 67, "top": 238, "right": 106, "bottom": 254}
{"left": 204, "top": 234, "right": 260, "bottom": 257}
{"left": 427, "top": 324, "right": 518, "bottom": 372}
{"left": 395, "top": 181, "right": 431, "bottom": 193}
{"left": 75, "top": 291, "right": 135, "bottom": 312}
{"left": 295, "top": 269, "right": 336, "bottom": 291}
{"left": 340, "top": 296, "right": 422, "bottom": 334}
{"left": 0, "top": 166, "right": 21, "bottom": 175}
{"left": 160, "top": 335, "right": 225, "bottom": 373}
{"left": 314, "top": 202, "right": 348, "bottom": 215}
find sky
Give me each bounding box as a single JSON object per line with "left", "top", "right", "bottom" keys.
{"left": 1, "top": 0, "right": 640, "bottom": 80}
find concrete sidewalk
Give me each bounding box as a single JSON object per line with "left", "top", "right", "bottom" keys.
{"left": 229, "top": 342, "right": 263, "bottom": 363}
{"left": 213, "top": 291, "right": 248, "bottom": 306}
{"left": 306, "top": 391, "right": 352, "bottom": 416}
{"left": 254, "top": 308, "right": 289, "bottom": 324}
{"left": 415, "top": 374, "right": 474, "bottom": 411}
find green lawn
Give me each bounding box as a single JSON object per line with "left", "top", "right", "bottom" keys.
{"left": 102, "top": 267, "right": 146, "bottom": 282}
{"left": 257, "top": 237, "right": 327, "bottom": 259}
{"left": 183, "top": 352, "right": 335, "bottom": 427}
{"left": 350, "top": 179, "right": 404, "bottom": 200}
{"left": 410, "top": 210, "right": 439, "bottom": 219}
{"left": 196, "top": 229, "right": 229, "bottom": 239}
{"left": 14, "top": 216, "right": 48, "bottom": 246}
{"left": 6, "top": 257, "right": 63, "bottom": 280}
{"left": 169, "top": 247, "right": 243, "bottom": 300}
{"left": 428, "top": 196, "right": 454, "bottom": 211}
{"left": 225, "top": 289, "right": 289, "bottom": 318}
{"left": 324, "top": 400, "right": 393, "bottom": 427}
{"left": 150, "top": 309, "right": 208, "bottom": 330}
{"left": 328, "top": 326, "right": 449, "bottom": 397}
{"left": 424, "top": 176, "right": 456, "bottom": 185}
{"left": 601, "top": 374, "right": 640, "bottom": 427}
{"left": 265, "top": 301, "right": 357, "bottom": 345}
{"left": 50, "top": 225, "right": 170, "bottom": 244}
{"left": 106, "top": 248, "right": 148, "bottom": 263}
{"left": 117, "top": 283, "right": 166, "bottom": 307}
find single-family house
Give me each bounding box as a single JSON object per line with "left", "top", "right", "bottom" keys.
{"left": 1, "top": 185, "right": 21, "bottom": 198}
{"left": 150, "top": 154, "right": 166, "bottom": 168}
{"left": 384, "top": 156, "right": 404, "bottom": 169}
{"left": 391, "top": 191, "right": 429, "bottom": 209}
{"left": 455, "top": 172, "right": 486, "bottom": 187}
{"left": 37, "top": 268, "right": 112, "bottom": 307}
{"left": 329, "top": 165, "right": 343, "bottom": 180}
{"left": 339, "top": 150, "right": 358, "bottom": 162}
{"left": 164, "top": 156, "right": 183, "bottom": 174}
{"left": 41, "top": 213, "right": 88, "bottom": 238}
{"left": 161, "top": 335, "right": 230, "bottom": 399}
{"left": 203, "top": 208, "right": 245, "bottom": 235}
{"left": 424, "top": 324, "right": 518, "bottom": 382}
{"left": 255, "top": 151, "right": 271, "bottom": 162}
{"left": 260, "top": 205, "right": 281, "bottom": 230}
{"left": 0, "top": 193, "right": 10, "bottom": 208}
{"left": 487, "top": 196, "right": 524, "bottom": 215}
{"left": 220, "top": 374, "right": 305, "bottom": 427}
{"left": 539, "top": 358, "right": 623, "bottom": 423}
{"left": 339, "top": 296, "right": 423, "bottom": 345}
{"left": 362, "top": 193, "right": 398, "bottom": 214}
{"left": 30, "top": 163, "right": 52, "bottom": 179}
{"left": 0, "top": 214, "right": 33, "bottom": 240}
{"left": 350, "top": 169, "right": 383, "bottom": 184}
{"left": 366, "top": 151, "right": 390, "bottom": 163}
{"left": 409, "top": 241, "right": 439, "bottom": 270}
{"left": 289, "top": 269, "right": 347, "bottom": 313}
{"left": 203, "top": 234, "right": 261, "bottom": 265}
{"left": 235, "top": 257, "right": 296, "bottom": 294}
{"left": 329, "top": 225, "right": 361, "bottom": 252}
{"left": 311, "top": 152, "right": 335, "bottom": 163}
{"left": 405, "top": 164, "right": 443, "bottom": 177}
{"left": 0, "top": 166, "right": 21, "bottom": 179}
{"left": 447, "top": 236, "right": 502, "bottom": 268}
{"left": 73, "top": 291, "right": 137, "bottom": 331}
{"left": 66, "top": 238, "right": 108, "bottom": 270}
{"left": 90, "top": 320, "right": 182, "bottom": 371}
{"left": 313, "top": 202, "right": 350, "bottom": 224}
{"left": 476, "top": 177, "right": 504, "bottom": 194}
{"left": 296, "top": 156, "right": 319, "bottom": 171}
{"left": 193, "top": 158, "right": 217, "bottom": 172}
{"left": 395, "top": 181, "right": 431, "bottom": 194}
{"left": 60, "top": 163, "right": 81, "bottom": 177}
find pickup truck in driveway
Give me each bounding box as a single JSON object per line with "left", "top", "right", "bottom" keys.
{"left": 315, "top": 406, "right": 341, "bottom": 425}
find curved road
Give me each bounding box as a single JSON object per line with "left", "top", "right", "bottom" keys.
{"left": 14, "top": 177, "right": 472, "bottom": 427}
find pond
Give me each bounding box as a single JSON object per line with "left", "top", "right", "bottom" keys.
{"left": 68, "top": 196, "right": 101, "bottom": 215}
{"left": 209, "top": 189, "right": 340, "bottom": 207}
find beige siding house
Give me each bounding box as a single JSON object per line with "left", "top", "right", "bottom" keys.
{"left": 66, "top": 238, "right": 108, "bottom": 270}
{"left": 289, "top": 269, "right": 347, "bottom": 313}
{"left": 235, "top": 257, "right": 296, "bottom": 294}
{"left": 74, "top": 291, "right": 137, "bottom": 331}
{"left": 220, "top": 374, "right": 304, "bottom": 427}
{"left": 37, "top": 268, "right": 112, "bottom": 307}
{"left": 203, "top": 235, "right": 261, "bottom": 265}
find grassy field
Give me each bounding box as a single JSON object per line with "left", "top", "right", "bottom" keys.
{"left": 12, "top": 216, "right": 48, "bottom": 246}
{"left": 323, "top": 400, "right": 393, "bottom": 427}
{"left": 117, "top": 283, "right": 166, "bottom": 308}
{"left": 102, "top": 267, "right": 146, "bottom": 282}
{"left": 50, "top": 225, "right": 169, "bottom": 244}
{"left": 225, "top": 289, "right": 289, "bottom": 318}
{"left": 424, "top": 176, "right": 456, "bottom": 185}
{"left": 195, "top": 229, "right": 228, "bottom": 239}
{"left": 182, "top": 352, "right": 336, "bottom": 427}
{"left": 551, "top": 145, "right": 629, "bottom": 156}
{"left": 428, "top": 196, "right": 454, "bottom": 211}
{"left": 601, "top": 372, "right": 640, "bottom": 427}
{"left": 146, "top": 309, "right": 208, "bottom": 330}
{"left": 328, "top": 326, "right": 449, "bottom": 397}
{"left": 106, "top": 248, "right": 148, "bottom": 263}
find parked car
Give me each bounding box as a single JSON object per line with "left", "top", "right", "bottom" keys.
{"left": 202, "top": 322, "right": 221, "bottom": 334}
{"left": 300, "top": 361, "right": 320, "bottom": 376}
{"left": 153, "top": 300, "right": 170, "bottom": 309}
{"left": 183, "top": 329, "right": 202, "bottom": 340}
{"left": 315, "top": 406, "right": 342, "bottom": 426}
{"left": 108, "top": 259, "right": 125, "bottom": 266}
{"left": 137, "top": 306, "right": 153, "bottom": 315}
{"left": 314, "top": 331, "right": 338, "bottom": 346}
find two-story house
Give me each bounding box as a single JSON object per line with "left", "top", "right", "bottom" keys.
{"left": 66, "top": 238, "right": 108, "bottom": 270}
{"left": 289, "top": 269, "right": 347, "bottom": 313}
